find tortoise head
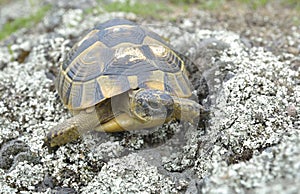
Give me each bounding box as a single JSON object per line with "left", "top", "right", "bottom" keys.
{"left": 129, "top": 89, "right": 175, "bottom": 123}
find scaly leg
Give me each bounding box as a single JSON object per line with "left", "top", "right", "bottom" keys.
{"left": 45, "top": 109, "right": 100, "bottom": 147}
{"left": 172, "top": 96, "right": 206, "bottom": 123}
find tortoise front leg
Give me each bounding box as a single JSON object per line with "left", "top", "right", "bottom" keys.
{"left": 45, "top": 109, "right": 100, "bottom": 147}
{"left": 172, "top": 96, "right": 206, "bottom": 123}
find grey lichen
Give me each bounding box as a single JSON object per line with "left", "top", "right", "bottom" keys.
{"left": 4, "top": 162, "right": 45, "bottom": 191}
{"left": 191, "top": 31, "right": 299, "bottom": 193}
{"left": 81, "top": 153, "right": 177, "bottom": 194}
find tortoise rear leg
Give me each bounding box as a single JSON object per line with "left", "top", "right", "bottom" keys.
{"left": 45, "top": 109, "right": 100, "bottom": 147}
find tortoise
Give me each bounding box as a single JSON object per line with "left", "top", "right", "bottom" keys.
{"left": 46, "top": 18, "right": 204, "bottom": 147}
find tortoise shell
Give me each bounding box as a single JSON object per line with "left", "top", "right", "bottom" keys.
{"left": 56, "top": 19, "right": 193, "bottom": 110}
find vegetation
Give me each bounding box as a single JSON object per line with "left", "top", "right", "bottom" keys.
{"left": 0, "top": 4, "right": 51, "bottom": 41}
{"left": 0, "top": 0, "right": 9, "bottom": 5}
{"left": 0, "top": 0, "right": 299, "bottom": 40}
{"left": 98, "top": 0, "right": 171, "bottom": 19}
{"left": 282, "top": 0, "right": 300, "bottom": 9}
{"left": 240, "top": 0, "right": 299, "bottom": 10}
{"left": 169, "top": 0, "right": 300, "bottom": 10}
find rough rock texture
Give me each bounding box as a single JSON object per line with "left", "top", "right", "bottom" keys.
{"left": 0, "top": 1, "right": 299, "bottom": 193}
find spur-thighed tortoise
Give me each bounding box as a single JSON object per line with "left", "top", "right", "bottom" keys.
{"left": 46, "top": 18, "right": 204, "bottom": 147}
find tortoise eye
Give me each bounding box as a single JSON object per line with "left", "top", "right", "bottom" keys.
{"left": 149, "top": 101, "right": 159, "bottom": 109}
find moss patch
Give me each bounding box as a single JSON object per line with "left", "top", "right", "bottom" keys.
{"left": 99, "top": 0, "right": 171, "bottom": 19}
{"left": 0, "top": 0, "right": 9, "bottom": 5}
{"left": 0, "top": 4, "right": 52, "bottom": 41}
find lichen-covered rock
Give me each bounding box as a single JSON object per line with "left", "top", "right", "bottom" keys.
{"left": 0, "top": 140, "right": 37, "bottom": 171}
{"left": 81, "top": 153, "right": 178, "bottom": 193}
{"left": 191, "top": 31, "right": 299, "bottom": 193}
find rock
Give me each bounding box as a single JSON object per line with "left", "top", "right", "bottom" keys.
{"left": 0, "top": 140, "right": 31, "bottom": 170}
{"left": 81, "top": 153, "right": 178, "bottom": 193}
